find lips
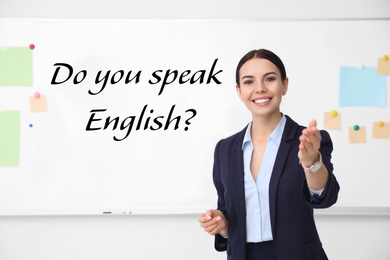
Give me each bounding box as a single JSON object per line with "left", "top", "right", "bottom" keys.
{"left": 253, "top": 97, "right": 272, "bottom": 105}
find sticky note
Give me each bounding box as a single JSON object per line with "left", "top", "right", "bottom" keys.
{"left": 373, "top": 122, "right": 390, "bottom": 139}
{"left": 29, "top": 95, "right": 48, "bottom": 113}
{"left": 349, "top": 126, "right": 366, "bottom": 144}
{"left": 0, "top": 111, "right": 20, "bottom": 166}
{"left": 324, "top": 111, "right": 341, "bottom": 129}
{"left": 0, "top": 47, "right": 33, "bottom": 86}
{"left": 377, "top": 57, "right": 390, "bottom": 75}
{"left": 339, "top": 67, "right": 386, "bottom": 107}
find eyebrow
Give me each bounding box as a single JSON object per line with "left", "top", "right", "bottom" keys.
{"left": 241, "top": 71, "right": 277, "bottom": 80}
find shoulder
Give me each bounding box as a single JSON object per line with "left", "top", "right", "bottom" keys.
{"left": 284, "top": 115, "right": 332, "bottom": 137}
{"left": 217, "top": 125, "right": 248, "bottom": 147}
{"left": 282, "top": 115, "right": 302, "bottom": 141}
{"left": 213, "top": 124, "right": 248, "bottom": 156}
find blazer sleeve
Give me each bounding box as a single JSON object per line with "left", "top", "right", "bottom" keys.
{"left": 212, "top": 140, "right": 229, "bottom": 252}
{"left": 302, "top": 130, "right": 340, "bottom": 208}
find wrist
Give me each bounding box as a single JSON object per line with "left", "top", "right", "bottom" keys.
{"left": 219, "top": 223, "right": 229, "bottom": 238}
{"left": 300, "top": 152, "right": 322, "bottom": 173}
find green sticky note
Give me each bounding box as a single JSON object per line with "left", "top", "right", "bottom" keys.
{"left": 0, "top": 47, "right": 33, "bottom": 86}
{"left": 0, "top": 111, "right": 20, "bottom": 166}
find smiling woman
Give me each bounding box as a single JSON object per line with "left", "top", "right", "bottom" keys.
{"left": 199, "top": 49, "right": 340, "bottom": 260}
{"left": 236, "top": 57, "right": 288, "bottom": 122}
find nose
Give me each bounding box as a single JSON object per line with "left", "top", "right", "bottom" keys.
{"left": 255, "top": 82, "right": 266, "bottom": 93}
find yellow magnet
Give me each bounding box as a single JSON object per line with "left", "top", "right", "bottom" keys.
{"left": 378, "top": 121, "right": 385, "bottom": 127}
{"left": 330, "top": 110, "right": 338, "bottom": 117}
{"left": 383, "top": 55, "right": 389, "bottom": 61}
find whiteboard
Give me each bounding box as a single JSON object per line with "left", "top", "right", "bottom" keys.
{"left": 0, "top": 19, "right": 389, "bottom": 215}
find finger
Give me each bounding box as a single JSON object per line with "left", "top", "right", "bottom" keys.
{"left": 199, "top": 216, "right": 211, "bottom": 228}
{"left": 303, "top": 120, "right": 319, "bottom": 139}
{"left": 308, "top": 119, "right": 317, "bottom": 130}
{"left": 206, "top": 216, "right": 225, "bottom": 235}
{"left": 198, "top": 213, "right": 207, "bottom": 223}
{"left": 299, "top": 134, "right": 314, "bottom": 151}
{"left": 306, "top": 122, "right": 321, "bottom": 146}
{"left": 302, "top": 127, "right": 317, "bottom": 139}
{"left": 304, "top": 131, "right": 321, "bottom": 151}
{"left": 204, "top": 222, "right": 219, "bottom": 233}
{"left": 302, "top": 127, "right": 321, "bottom": 147}
{"left": 202, "top": 216, "right": 222, "bottom": 229}
{"left": 205, "top": 210, "right": 212, "bottom": 220}
{"left": 208, "top": 224, "right": 221, "bottom": 235}
{"left": 198, "top": 210, "right": 213, "bottom": 224}
{"left": 298, "top": 135, "right": 321, "bottom": 165}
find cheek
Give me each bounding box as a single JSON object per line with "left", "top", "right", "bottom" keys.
{"left": 237, "top": 87, "right": 248, "bottom": 98}
{"left": 277, "top": 83, "right": 285, "bottom": 94}
{"left": 236, "top": 88, "right": 242, "bottom": 98}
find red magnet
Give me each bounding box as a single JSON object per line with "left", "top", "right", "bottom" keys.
{"left": 29, "top": 44, "right": 35, "bottom": 50}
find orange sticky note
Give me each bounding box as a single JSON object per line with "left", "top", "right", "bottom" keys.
{"left": 324, "top": 112, "right": 341, "bottom": 129}
{"left": 349, "top": 126, "right": 366, "bottom": 143}
{"left": 29, "top": 95, "right": 48, "bottom": 113}
{"left": 373, "top": 122, "right": 390, "bottom": 139}
{"left": 377, "top": 57, "right": 390, "bottom": 75}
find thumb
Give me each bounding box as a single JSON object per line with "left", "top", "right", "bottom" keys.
{"left": 206, "top": 209, "right": 220, "bottom": 219}
{"left": 307, "top": 119, "right": 317, "bottom": 132}
{"left": 308, "top": 119, "right": 317, "bottom": 130}
{"left": 205, "top": 210, "right": 213, "bottom": 220}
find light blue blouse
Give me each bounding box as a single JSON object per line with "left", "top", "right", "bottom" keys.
{"left": 242, "top": 116, "right": 286, "bottom": 242}
{"left": 242, "top": 115, "right": 324, "bottom": 242}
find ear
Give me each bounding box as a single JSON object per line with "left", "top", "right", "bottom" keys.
{"left": 282, "top": 77, "right": 289, "bottom": 96}
{"left": 236, "top": 84, "right": 242, "bottom": 99}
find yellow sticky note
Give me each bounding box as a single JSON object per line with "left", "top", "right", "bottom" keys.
{"left": 373, "top": 122, "right": 390, "bottom": 139}
{"left": 29, "top": 95, "right": 48, "bottom": 113}
{"left": 324, "top": 112, "right": 341, "bottom": 129}
{"left": 377, "top": 57, "right": 390, "bottom": 75}
{"left": 349, "top": 126, "right": 366, "bottom": 143}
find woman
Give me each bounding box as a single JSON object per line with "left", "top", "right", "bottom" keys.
{"left": 198, "top": 49, "right": 339, "bottom": 260}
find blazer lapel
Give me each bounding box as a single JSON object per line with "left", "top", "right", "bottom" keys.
{"left": 269, "top": 115, "right": 298, "bottom": 235}
{"left": 230, "top": 127, "right": 247, "bottom": 226}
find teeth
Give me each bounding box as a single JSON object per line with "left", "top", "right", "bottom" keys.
{"left": 254, "top": 99, "right": 270, "bottom": 104}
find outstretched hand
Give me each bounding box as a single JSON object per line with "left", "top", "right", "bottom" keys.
{"left": 298, "top": 119, "right": 321, "bottom": 168}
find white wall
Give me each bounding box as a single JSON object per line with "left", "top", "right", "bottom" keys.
{"left": 1, "top": 1, "right": 390, "bottom": 259}
{"left": 1, "top": 0, "right": 390, "bottom": 20}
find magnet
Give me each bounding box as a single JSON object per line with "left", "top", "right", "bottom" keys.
{"left": 353, "top": 125, "right": 360, "bottom": 131}
{"left": 357, "top": 63, "right": 365, "bottom": 70}
{"left": 378, "top": 121, "right": 385, "bottom": 127}
{"left": 29, "top": 44, "right": 35, "bottom": 50}
{"left": 383, "top": 55, "right": 389, "bottom": 61}
{"left": 34, "top": 92, "right": 41, "bottom": 98}
{"left": 330, "top": 110, "right": 338, "bottom": 117}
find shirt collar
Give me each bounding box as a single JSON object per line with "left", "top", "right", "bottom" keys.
{"left": 242, "top": 115, "right": 286, "bottom": 150}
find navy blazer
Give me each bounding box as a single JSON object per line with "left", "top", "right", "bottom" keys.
{"left": 213, "top": 115, "right": 339, "bottom": 260}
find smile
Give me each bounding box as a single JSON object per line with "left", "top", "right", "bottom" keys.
{"left": 253, "top": 98, "right": 271, "bottom": 104}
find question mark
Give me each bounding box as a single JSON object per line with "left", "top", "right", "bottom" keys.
{"left": 184, "top": 109, "right": 197, "bottom": 131}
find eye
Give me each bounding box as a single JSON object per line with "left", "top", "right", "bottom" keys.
{"left": 243, "top": 80, "right": 254, "bottom": 85}
{"left": 265, "top": 77, "right": 275, "bottom": 82}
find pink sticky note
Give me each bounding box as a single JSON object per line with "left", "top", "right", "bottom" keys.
{"left": 29, "top": 95, "right": 48, "bottom": 113}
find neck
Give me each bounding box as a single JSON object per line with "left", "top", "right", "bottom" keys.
{"left": 251, "top": 111, "right": 282, "bottom": 143}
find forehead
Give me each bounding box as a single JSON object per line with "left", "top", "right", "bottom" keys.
{"left": 239, "top": 58, "right": 279, "bottom": 77}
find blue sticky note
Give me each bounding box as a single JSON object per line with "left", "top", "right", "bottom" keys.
{"left": 339, "top": 67, "right": 386, "bottom": 107}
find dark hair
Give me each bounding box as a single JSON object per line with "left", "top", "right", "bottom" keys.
{"left": 235, "top": 49, "right": 287, "bottom": 87}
